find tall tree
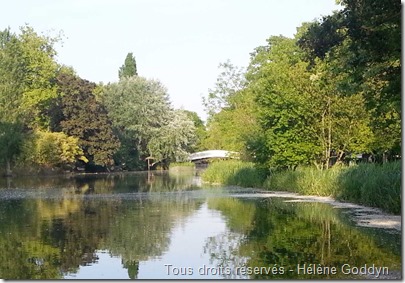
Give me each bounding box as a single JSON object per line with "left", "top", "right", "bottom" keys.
{"left": 0, "top": 122, "right": 24, "bottom": 176}
{"left": 101, "top": 76, "right": 172, "bottom": 168}
{"left": 202, "top": 60, "right": 246, "bottom": 118}
{"left": 298, "top": 0, "right": 401, "bottom": 159}
{"left": 182, "top": 110, "right": 207, "bottom": 152}
{"left": 0, "top": 26, "right": 59, "bottom": 128}
{"left": 54, "top": 73, "right": 120, "bottom": 170}
{"left": 0, "top": 26, "right": 60, "bottom": 173}
{"left": 118, "top": 52, "right": 138, "bottom": 80}
{"left": 202, "top": 60, "right": 259, "bottom": 158}
{"left": 246, "top": 35, "right": 372, "bottom": 169}
{"left": 147, "top": 109, "right": 196, "bottom": 167}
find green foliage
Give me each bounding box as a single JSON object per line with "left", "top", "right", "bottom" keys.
{"left": 265, "top": 166, "right": 341, "bottom": 196}
{"left": 19, "top": 130, "right": 87, "bottom": 168}
{"left": 201, "top": 160, "right": 267, "bottom": 187}
{"left": 169, "top": 162, "right": 195, "bottom": 168}
{"left": 119, "top": 52, "right": 138, "bottom": 79}
{"left": 265, "top": 161, "right": 401, "bottom": 214}
{"left": 0, "top": 121, "right": 24, "bottom": 174}
{"left": 298, "top": 0, "right": 401, "bottom": 156}
{"left": 101, "top": 76, "right": 171, "bottom": 152}
{"left": 248, "top": 36, "right": 322, "bottom": 168}
{"left": 147, "top": 109, "right": 196, "bottom": 166}
{"left": 168, "top": 162, "right": 195, "bottom": 173}
{"left": 202, "top": 62, "right": 260, "bottom": 157}
{"left": 247, "top": 35, "right": 374, "bottom": 169}
{"left": 54, "top": 73, "right": 120, "bottom": 168}
{"left": 0, "top": 28, "right": 25, "bottom": 123}
{"left": 182, "top": 110, "right": 207, "bottom": 152}
{"left": 0, "top": 26, "right": 59, "bottom": 128}
{"left": 101, "top": 77, "right": 196, "bottom": 167}
{"left": 208, "top": 198, "right": 400, "bottom": 279}
{"left": 336, "top": 161, "right": 401, "bottom": 214}
{"left": 112, "top": 131, "right": 143, "bottom": 170}
{"left": 202, "top": 60, "right": 246, "bottom": 117}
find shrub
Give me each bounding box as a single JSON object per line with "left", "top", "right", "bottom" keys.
{"left": 19, "top": 131, "right": 87, "bottom": 167}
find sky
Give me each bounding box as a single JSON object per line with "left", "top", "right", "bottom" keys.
{"left": 1, "top": 0, "right": 341, "bottom": 121}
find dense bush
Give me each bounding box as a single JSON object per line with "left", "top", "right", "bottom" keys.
{"left": 19, "top": 131, "right": 87, "bottom": 168}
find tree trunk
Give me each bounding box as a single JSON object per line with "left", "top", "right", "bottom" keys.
{"left": 382, "top": 151, "right": 388, "bottom": 163}
{"left": 5, "top": 158, "right": 12, "bottom": 177}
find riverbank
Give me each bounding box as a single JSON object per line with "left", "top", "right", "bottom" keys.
{"left": 201, "top": 160, "right": 401, "bottom": 215}
{"left": 230, "top": 190, "right": 401, "bottom": 231}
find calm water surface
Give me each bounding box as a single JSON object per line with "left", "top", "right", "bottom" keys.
{"left": 0, "top": 170, "right": 401, "bottom": 279}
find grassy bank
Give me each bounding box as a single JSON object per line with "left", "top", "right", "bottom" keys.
{"left": 201, "top": 160, "right": 267, "bottom": 187}
{"left": 201, "top": 160, "right": 401, "bottom": 215}
{"left": 168, "top": 162, "right": 196, "bottom": 172}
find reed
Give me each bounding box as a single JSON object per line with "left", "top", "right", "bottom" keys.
{"left": 201, "top": 160, "right": 267, "bottom": 187}
{"left": 168, "top": 162, "right": 196, "bottom": 173}
{"left": 336, "top": 161, "right": 401, "bottom": 214}
{"left": 169, "top": 162, "right": 195, "bottom": 168}
{"left": 202, "top": 160, "right": 401, "bottom": 214}
{"left": 265, "top": 161, "right": 401, "bottom": 214}
{"left": 265, "top": 166, "right": 341, "bottom": 196}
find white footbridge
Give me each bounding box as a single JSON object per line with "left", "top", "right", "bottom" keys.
{"left": 187, "top": 150, "right": 238, "bottom": 161}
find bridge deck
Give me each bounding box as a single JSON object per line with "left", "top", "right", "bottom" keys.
{"left": 188, "top": 150, "right": 238, "bottom": 161}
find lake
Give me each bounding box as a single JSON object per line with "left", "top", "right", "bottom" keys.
{"left": 0, "top": 170, "right": 401, "bottom": 279}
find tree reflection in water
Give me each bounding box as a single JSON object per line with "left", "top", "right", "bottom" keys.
{"left": 0, "top": 171, "right": 201, "bottom": 279}
{"left": 206, "top": 197, "right": 401, "bottom": 279}
{"left": 0, "top": 172, "right": 401, "bottom": 279}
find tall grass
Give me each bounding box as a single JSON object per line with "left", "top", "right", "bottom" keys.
{"left": 202, "top": 160, "right": 401, "bottom": 215}
{"left": 265, "top": 166, "right": 342, "bottom": 196}
{"left": 169, "top": 162, "right": 195, "bottom": 168}
{"left": 168, "top": 162, "right": 195, "bottom": 173}
{"left": 336, "top": 161, "right": 401, "bottom": 214}
{"left": 265, "top": 161, "right": 401, "bottom": 215}
{"left": 201, "top": 160, "right": 267, "bottom": 188}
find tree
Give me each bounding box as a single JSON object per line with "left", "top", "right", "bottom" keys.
{"left": 309, "top": 57, "right": 373, "bottom": 168}
{"left": 147, "top": 109, "right": 196, "bottom": 167}
{"left": 182, "top": 110, "right": 206, "bottom": 152}
{"left": 0, "top": 26, "right": 59, "bottom": 129}
{"left": 0, "top": 28, "right": 25, "bottom": 123}
{"left": 298, "top": 0, "right": 401, "bottom": 160}
{"left": 0, "top": 26, "right": 60, "bottom": 173}
{"left": 118, "top": 52, "right": 138, "bottom": 80}
{"left": 202, "top": 61, "right": 259, "bottom": 158}
{"left": 203, "top": 88, "right": 260, "bottom": 157}
{"left": 54, "top": 73, "right": 120, "bottom": 169}
{"left": 246, "top": 35, "right": 373, "bottom": 169}
{"left": 0, "top": 122, "right": 24, "bottom": 176}
{"left": 202, "top": 60, "right": 246, "bottom": 118}
{"left": 101, "top": 76, "right": 172, "bottom": 168}
{"left": 246, "top": 37, "right": 319, "bottom": 169}
{"left": 18, "top": 131, "right": 87, "bottom": 168}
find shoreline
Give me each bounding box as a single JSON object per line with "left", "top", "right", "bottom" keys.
{"left": 229, "top": 188, "right": 401, "bottom": 231}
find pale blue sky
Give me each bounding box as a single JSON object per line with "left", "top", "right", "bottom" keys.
{"left": 2, "top": 0, "right": 341, "bottom": 121}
